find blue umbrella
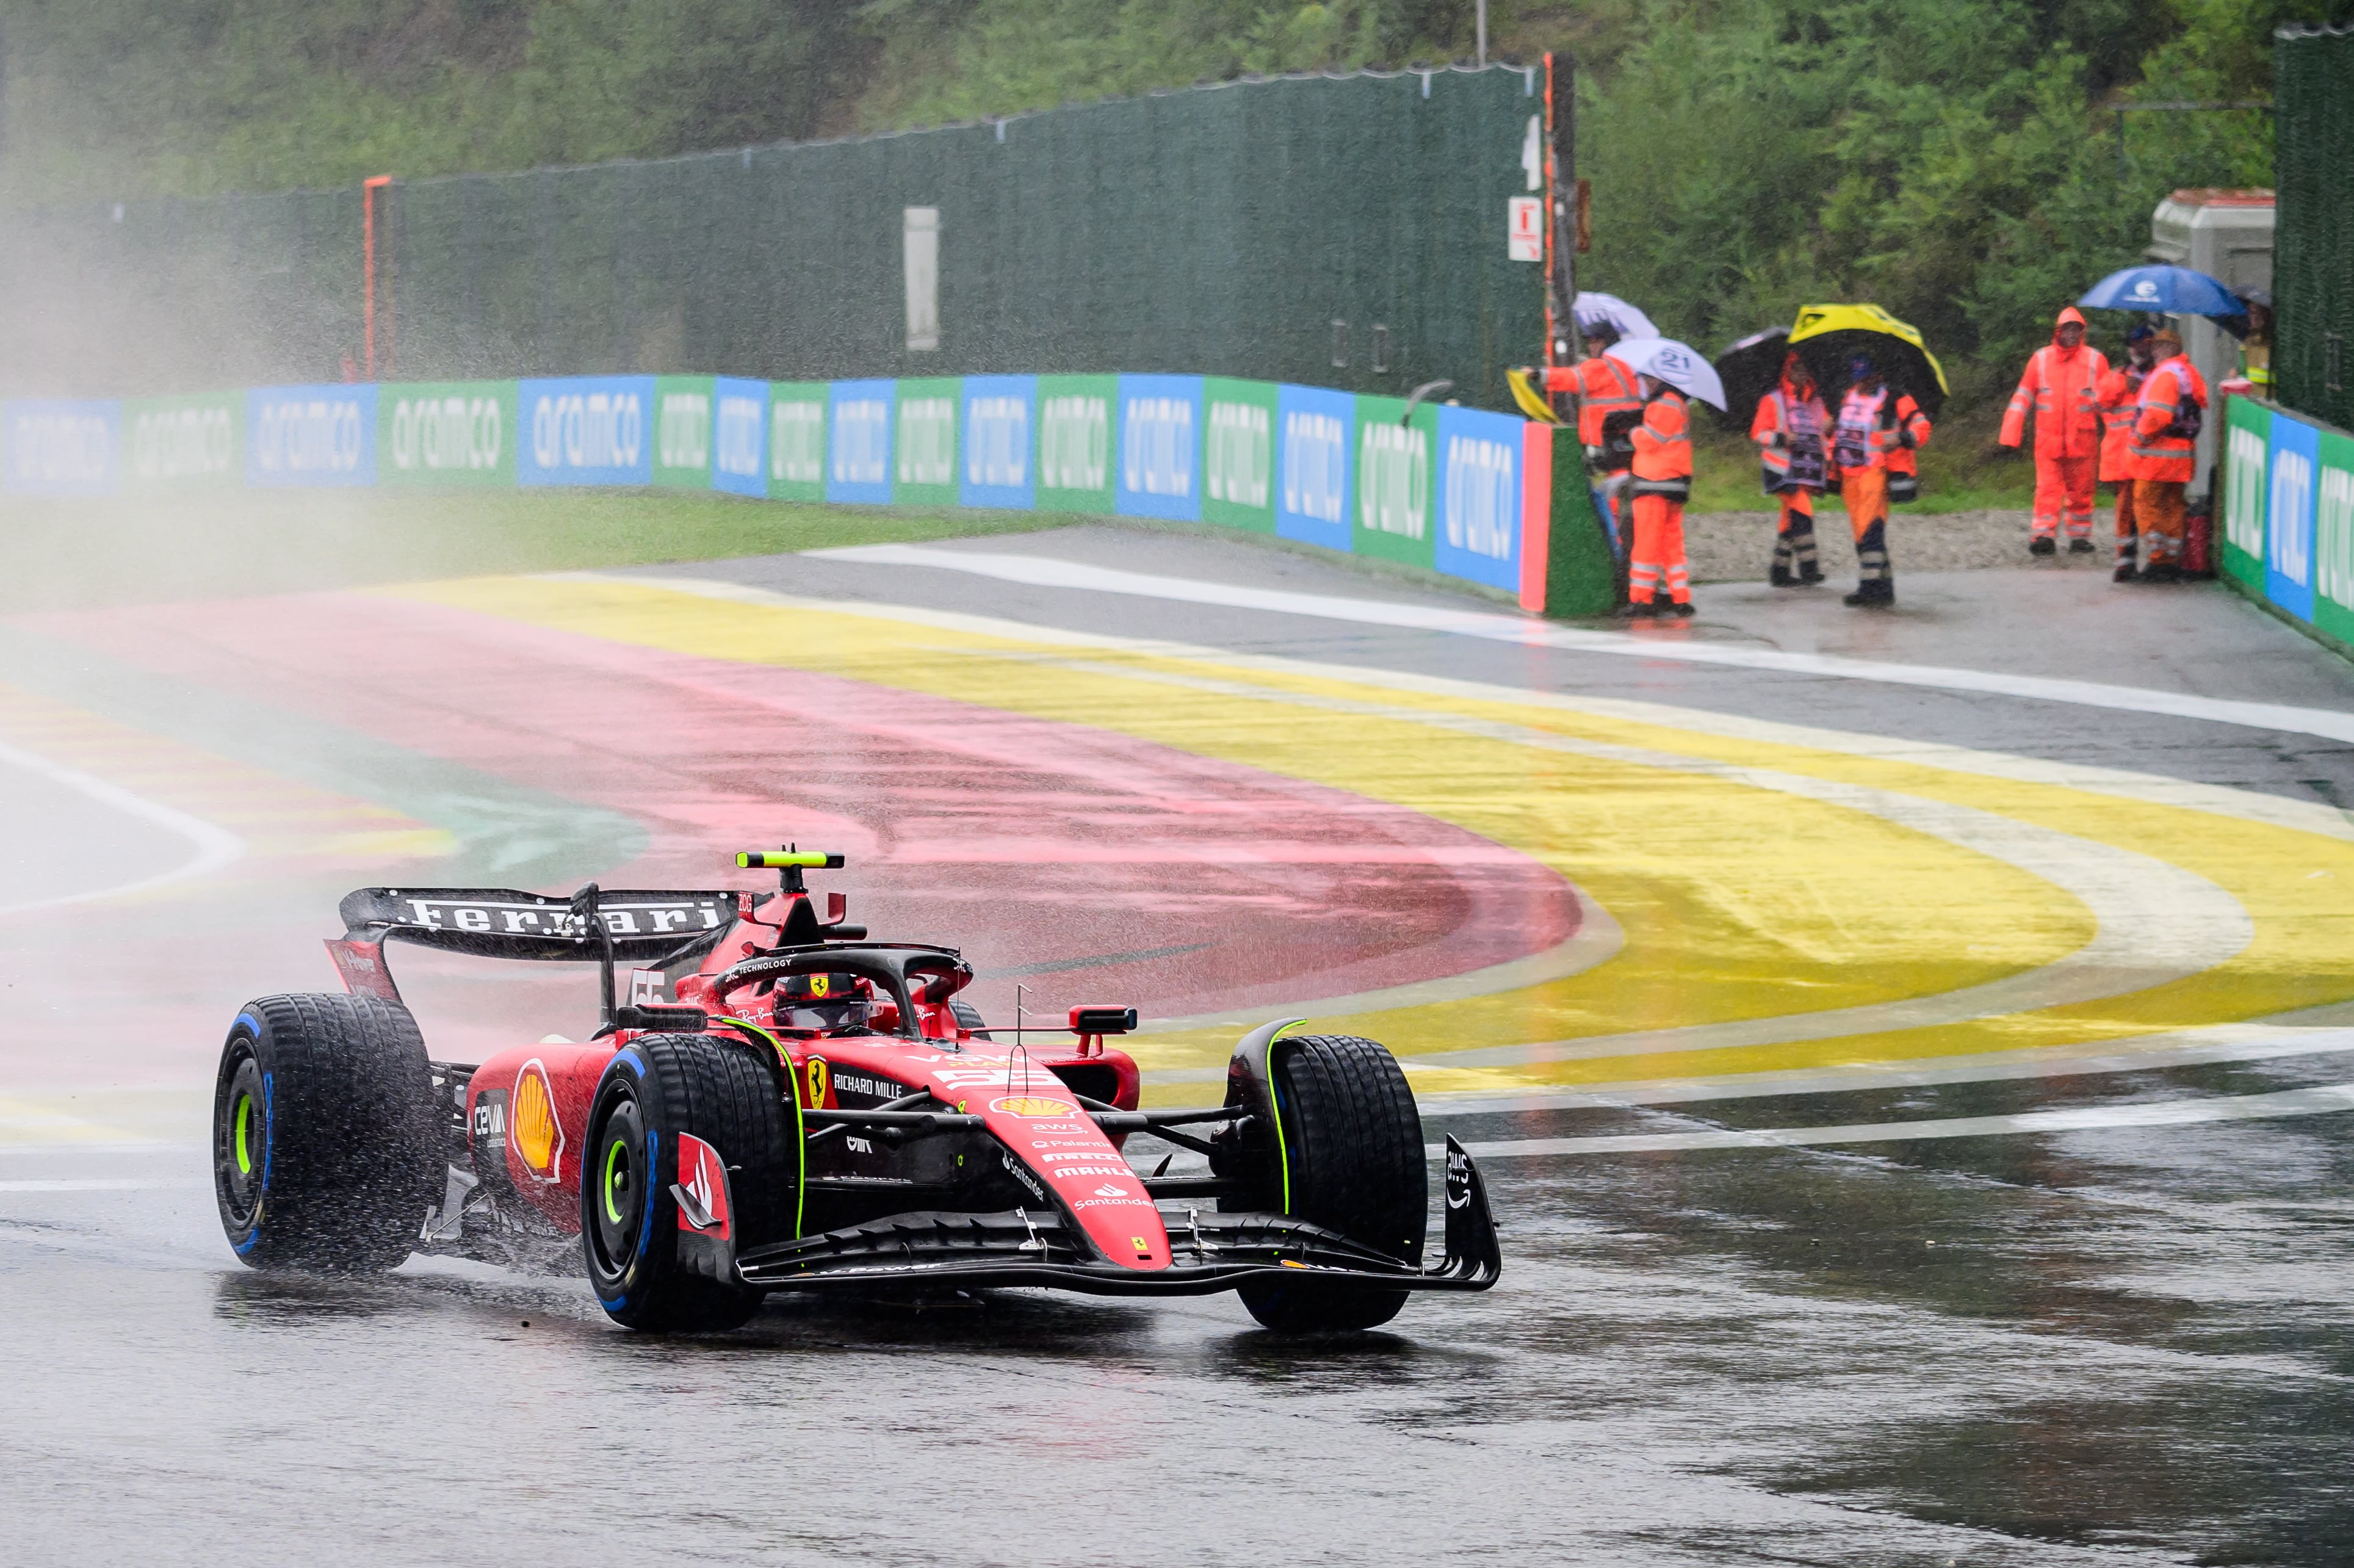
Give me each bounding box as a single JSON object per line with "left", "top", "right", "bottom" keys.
{"left": 2078, "top": 264, "right": 2245, "bottom": 317}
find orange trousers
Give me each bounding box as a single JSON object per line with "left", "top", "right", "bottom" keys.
{"left": 1838, "top": 468, "right": 1891, "bottom": 582}
{"left": 2112, "top": 479, "right": 2140, "bottom": 556}
{"left": 2033, "top": 454, "right": 2097, "bottom": 540}
{"left": 2134, "top": 479, "right": 2187, "bottom": 565}
{"left": 1628, "top": 494, "right": 1691, "bottom": 605}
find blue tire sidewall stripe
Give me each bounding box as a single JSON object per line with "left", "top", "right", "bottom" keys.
{"left": 229, "top": 1016, "right": 270, "bottom": 1255}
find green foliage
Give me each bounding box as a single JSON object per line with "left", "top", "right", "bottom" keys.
{"left": 1, "top": 0, "right": 2341, "bottom": 403}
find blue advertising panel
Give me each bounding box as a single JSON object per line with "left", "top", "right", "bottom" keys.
{"left": 1117, "top": 374, "right": 1204, "bottom": 522}
{"left": 2267, "top": 407, "right": 2320, "bottom": 624}
{"left": 4, "top": 399, "right": 120, "bottom": 495}
{"left": 1433, "top": 404, "right": 1524, "bottom": 591}
{"left": 710, "top": 377, "right": 768, "bottom": 499}
{"left": 248, "top": 384, "right": 377, "bottom": 488}
{"left": 827, "top": 378, "right": 895, "bottom": 505}
{"left": 961, "top": 375, "right": 1037, "bottom": 510}
{"left": 518, "top": 375, "right": 653, "bottom": 486}
{"left": 1275, "top": 383, "right": 1354, "bottom": 551}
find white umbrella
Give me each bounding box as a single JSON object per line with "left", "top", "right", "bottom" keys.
{"left": 1605, "top": 336, "right": 1727, "bottom": 411}
{"left": 1572, "top": 292, "right": 1658, "bottom": 342}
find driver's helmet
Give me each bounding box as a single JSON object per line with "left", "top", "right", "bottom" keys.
{"left": 772, "top": 971, "right": 874, "bottom": 1033}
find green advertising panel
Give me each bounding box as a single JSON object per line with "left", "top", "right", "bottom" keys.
{"left": 767, "top": 381, "right": 828, "bottom": 502}
{"left": 2220, "top": 394, "right": 2270, "bottom": 592}
{"left": 2313, "top": 423, "right": 2354, "bottom": 649}
{"left": 652, "top": 374, "right": 715, "bottom": 488}
{"left": 1036, "top": 374, "right": 1117, "bottom": 515}
{"left": 1201, "top": 378, "right": 1277, "bottom": 532}
{"left": 378, "top": 380, "right": 516, "bottom": 486}
{"left": 120, "top": 390, "right": 242, "bottom": 489}
{"left": 1351, "top": 393, "right": 1437, "bottom": 568}
{"left": 894, "top": 377, "right": 961, "bottom": 508}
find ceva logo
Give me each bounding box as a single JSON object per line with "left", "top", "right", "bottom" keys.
{"left": 1041, "top": 395, "right": 1108, "bottom": 493}
{"left": 1282, "top": 410, "right": 1347, "bottom": 523}
{"left": 2132, "top": 279, "right": 2159, "bottom": 300}
{"left": 1444, "top": 435, "right": 1517, "bottom": 558}
{"left": 2271, "top": 448, "right": 2314, "bottom": 587}
{"left": 1358, "top": 420, "right": 1428, "bottom": 539}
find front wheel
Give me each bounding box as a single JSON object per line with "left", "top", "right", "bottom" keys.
{"left": 581, "top": 1033, "right": 796, "bottom": 1332}
{"left": 1235, "top": 1033, "right": 1426, "bottom": 1334}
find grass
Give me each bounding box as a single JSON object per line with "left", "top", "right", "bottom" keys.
{"left": 0, "top": 488, "right": 1060, "bottom": 613}
{"left": 1688, "top": 401, "right": 2037, "bottom": 515}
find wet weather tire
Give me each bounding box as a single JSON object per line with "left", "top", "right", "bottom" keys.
{"left": 582, "top": 1033, "right": 796, "bottom": 1332}
{"left": 212, "top": 993, "right": 438, "bottom": 1273}
{"left": 1237, "top": 1034, "right": 1426, "bottom": 1334}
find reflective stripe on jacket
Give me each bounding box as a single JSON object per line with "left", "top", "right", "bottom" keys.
{"left": 1833, "top": 386, "right": 1897, "bottom": 473}
{"left": 1569, "top": 355, "right": 1645, "bottom": 446}
{"left": 1999, "top": 342, "right": 2109, "bottom": 460}
{"left": 1631, "top": 388, "right": 1692, "bottom": 482}
{"left": 1884, "top": 394, "right": 1932, "bottom": 478}
{"left": 1750, "top": 386, "right": 1830, "bottom": 486}
{"left": 2131, "top": 358, "right": 2207, "bottom": 482}
{"left": 2095, "top": 364, "right": 2148, "bottom": 483}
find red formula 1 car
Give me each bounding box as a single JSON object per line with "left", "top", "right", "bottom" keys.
{"left": 211, "top": 850, "right": 1500, "bottom": 1332}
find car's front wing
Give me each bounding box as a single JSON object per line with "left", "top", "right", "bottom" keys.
{"left": 731, "top": 1135, "right": 1501, "bottom": 1296}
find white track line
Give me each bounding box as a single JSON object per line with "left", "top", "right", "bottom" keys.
{"left": 811, "top": 545, "right": 2354, "bottom": 743}
{"left": 1440, "top": 1079, "right": 2354, "bottom": 1157}
{"left": 0, "top": 737, "right": 245, "bottom": 917}
{"left": 0, "top": 1179, "right": 207, "bottom": 1193}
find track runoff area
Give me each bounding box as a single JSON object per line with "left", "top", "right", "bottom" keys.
{"left": 6, "top": 529, "right": 2352, "bottom": 1152}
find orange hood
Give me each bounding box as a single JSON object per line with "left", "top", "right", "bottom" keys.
{"left": 2052, "top": 306, "right": 2088, "bottom": 355}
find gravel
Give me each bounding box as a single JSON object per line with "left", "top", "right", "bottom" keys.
{"left": 1681, "top": 508, "right": 2121, "bottom": 582}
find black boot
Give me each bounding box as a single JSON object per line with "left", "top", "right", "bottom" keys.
{"left": 1798, "top": 563, "right": 1824, "bottom": 585}
{"left": 1663, "top": 600, "right": 1695, "bottom": 618}
{"left": 2068, "top": 537, "right": 2095, "bottom": 554}
{"left": 2141, "top": 561, "right": 2181, "bottom": 583}
{"left": 2113, "top": 555, "right": 2138, "bottom": 583}
{"left": 1843, "top": 579, "right": 1895, "bottom": 608}
{"left": 1769, "top": 566, "right": 1795, "bottom": 587}
{"left": 2029, "top": 536, "right": 2057, "bottom": 557}
{"left": 1614, "top": 598, "right": 1659, "bottom": 619}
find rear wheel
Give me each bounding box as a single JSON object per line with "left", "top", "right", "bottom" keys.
{"left": 1235, "top": 1033, "right": 1426, "bottom": 1334}
{"left": 212, "top": 994, "right": 438, "bottom": 1272}
{"left": 582, "top": 1033, "right": 796, "bottom": 1332}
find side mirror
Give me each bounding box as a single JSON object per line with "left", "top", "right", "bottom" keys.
{"left": 1069, "top": 1006, "right": 1137, "bottom": 1036}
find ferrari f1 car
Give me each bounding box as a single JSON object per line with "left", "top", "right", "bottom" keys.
{"left": 212, "top": 850, "right": 1500, "bottom": 1332}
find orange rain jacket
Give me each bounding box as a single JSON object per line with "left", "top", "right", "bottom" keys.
{"left": 1536, "top": 355, "right": 1647, "bottom": 446}
{"left": 2095, "top": 361, "right": 2151, "bottom": 483}
{"left": 2132, "top": 355, "right": 2209, "bottom": 483}
{"left": 1883, "top": 393, "right": 1932, "bottom": 480}
{"left": 1751, "top": 357, "right": 1830, "bottom": 493}
{"left": 1631, "top": 387, "right": 1692, "bottom": 485}
{"left": 1999, "top": 307, "right": 2109, "bottom": 460}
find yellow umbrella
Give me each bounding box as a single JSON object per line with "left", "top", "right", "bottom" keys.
{"left": 1788, "top": 303, "right": 1949, "bottom": 416}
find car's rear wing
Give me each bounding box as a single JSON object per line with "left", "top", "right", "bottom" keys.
{"left": 327, "top": 883, "right": 747, "bottom": 1010}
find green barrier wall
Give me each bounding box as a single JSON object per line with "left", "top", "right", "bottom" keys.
{"left": 380, "top": 380, "right": 516, "bottom": 486}
{"left": 894, "top": 378, "right": 962, "bottom": 509}
{"left": 1202, "top": 378, "right": 1277, "bottom": 533}
{"left": 768, "top": 382, "right": 828, "bottom": 502}
{"left": 1352, "top": 394, "right": 1437, "bottom": 569}
{"left": 652, "top": 375, "right": 715, "bottom": 488}
{"left": 1036, "top": 375, "right": 1117, "bottom": 515}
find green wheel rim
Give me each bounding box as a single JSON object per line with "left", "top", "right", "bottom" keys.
{"left": 601, "top": 1136, "right": 629, "bottom": 1226}
{"left": 233, "top": 1095, "right": 253, "bottom": 1176}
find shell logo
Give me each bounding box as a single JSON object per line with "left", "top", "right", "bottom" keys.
{"left": 511, "top": 1060, "right": 564, "bottom": 1181}
{"left": 989, "top": 1095, "right": 1078, "bottom": 1118}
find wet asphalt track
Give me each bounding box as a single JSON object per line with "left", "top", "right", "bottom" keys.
{"left": 4, "top": 527, "right": 2351, "bottom": 1566}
